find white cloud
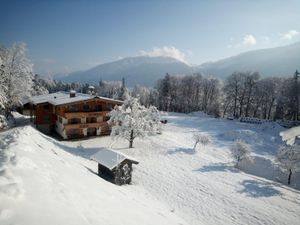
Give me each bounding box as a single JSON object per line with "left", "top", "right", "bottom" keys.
{"left": 139, "top": 46, "right": 188, "bottom": 64}
{"left": 281, "top": 30, "right": 299, "bottom": 40}
{"left": 228, "top": 34, "right": 257, "bottom": 48}
{"left": 242, "top": 34, "right": 257, "bottom": 46}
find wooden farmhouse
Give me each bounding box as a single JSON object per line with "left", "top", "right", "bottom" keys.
{"left": 28, "top": 91, "right": 123, "bottom": 139}
{"left": 90, "top": 148, "right": 139, "bottom": 185}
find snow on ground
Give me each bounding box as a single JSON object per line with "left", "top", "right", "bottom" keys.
{"left": 1, "top": 112, "right": 300, "bottom": 225}
{"left": 67, "top": 113, "right": 300, "bottom": 225}
{"left": 0, "top": 111, "right": 30, "bottom": 132}
{"left": 0, "top": 126, "right": 188, "bottom": 225}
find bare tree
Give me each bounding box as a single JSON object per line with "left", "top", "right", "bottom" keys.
{"left": 193, "top": 133, "right": 211, "bottom": 150}
{"left": 223, "top": 72, "right": 244, "bottom": 118}
{"left": 277, "top": 144, "right": 300, "bottom": 185}
{"left": 230, "top": 140, "right": 251, "bottom": 167}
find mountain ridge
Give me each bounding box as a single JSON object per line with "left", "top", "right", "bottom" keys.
{"left": 59, "top": 56, "right": 193, "bottom": 86}
{"left": 56, "top": 42, "right": 300, "bottom": 86}
{"left": 198, "top": 41, "right": 300, "bottom": 78}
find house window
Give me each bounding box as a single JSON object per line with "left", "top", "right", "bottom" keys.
{"left": 68, "top": 129, "right": 80, "bottom": 135}
{"left": 69, "top": 118, "right": 81, "bottom": 124}
{"left": 95, "top": 105, "right": 102, "bottom": 111}
{"left": 83, "top": 105, "right": 90, "bottom": 112}
{"left": 105, "top": 104, "right": 113, "bottom": 111}
{"left": 43, "top": 104, "right": 50, "bottom": 110}
{"left": 67, "top": 128, "right": 81, "bottom": 138}
{"left": 87, "top": 117, "right": 97, "bottom": 123}
{"left": 43, "top": 115, "right": 50, "bottom": 123}
{"left": 69, "top": 105, "right": 78, "bottom": 112}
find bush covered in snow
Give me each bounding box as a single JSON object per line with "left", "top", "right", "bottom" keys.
{"left": 193, "top": 133, "right": 211, "bottom": 150}
{"left": 276, "top": 144, "right": 300, "bottom": 185}
{"left": 230, "top": 140, "right": 252, "bottom": 167}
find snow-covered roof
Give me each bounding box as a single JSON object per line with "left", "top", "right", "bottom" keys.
{"left": 97, "top": 96, "right": 123, "bottom": 104}
{"left": 90, "top": 148, "right": 138, "bottom": 170}
{"left": 29, "top": 91, "right": 123, "bottom": 106}
{"left": 49, "top": 93, "right": 93, "bottom": 106}
{"left": 29, "top": 92, "right": 70, "bottom": 104}
{"left": 280, "top": 125, "right": 300, "bottom": 145}
{"left": 20, "top": 97, "right": 30, "bottom": 105}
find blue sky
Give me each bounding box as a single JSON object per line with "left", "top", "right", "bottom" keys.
{"left": 1, "top": 0, "right": 300, "bottom": 75}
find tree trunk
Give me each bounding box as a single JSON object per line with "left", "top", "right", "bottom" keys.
{"left": 288, "top": 169, "right": 292, "bottom": 185}
{"left": 233, "top": 97, "right": 237, "bottom": 118}
{"left": 267, "top": 98, "right": 275, "bottom": 120}
{"left": 245, "top": 90, "right": 252, "bottom": 117}
{"left": 129, "top": 130, "right": 134, "bottom": 148}
{"left": 193, "top": 142, "right": 198, "bottom": 150}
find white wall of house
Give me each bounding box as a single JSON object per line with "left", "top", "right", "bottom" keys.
{"left": 55, "top": 116, "right": 68, "bottom": 139}
{"left": 83, "top": 128, "right": 87, "bottom": 136}
{"left": 96, "top": 127, "right": 101, "bottom": 135}
{"left": 97, "top": 116, "right": 103, "bottom": 123}
{"left": 81, "top": 117, "right": 86, "bottom": 123}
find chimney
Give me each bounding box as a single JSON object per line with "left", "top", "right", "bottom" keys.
{"left": 70, "top": 90, "right": 76, "bottom": 98}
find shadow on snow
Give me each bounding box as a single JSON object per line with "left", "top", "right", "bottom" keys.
{"left": 194, "top": 163, "right": 239, "bottom": 173}
{"left": 238, "top": 179, "right": 281, "bottom": 198}
{"left": 167, "top": 147, "right": 196, "bottom": 155}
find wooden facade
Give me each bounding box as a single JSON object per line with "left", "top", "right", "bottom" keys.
{"left": 97, "top": 159, "right": 135, "bottom": 185}
{"left": 29, "top": 93, "right": 122, "bottom": 139}
{"left": 90, "top": 148, "right": 139, "bottom": 185}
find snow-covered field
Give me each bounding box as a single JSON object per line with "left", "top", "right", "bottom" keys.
{"left": 1, "top": 112, "right": 300, "bottom": 225}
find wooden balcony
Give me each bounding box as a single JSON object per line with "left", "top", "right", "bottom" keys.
{"left": 64, "top": 111, "right": 110, "bottom": 119}
{"left": 64, "top": 121, "right": 110, "bottom": 130}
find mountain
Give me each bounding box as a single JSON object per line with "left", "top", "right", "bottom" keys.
{"left": 197, "top": 42, "right": 300, "bottom": 78}
{"left": 57, "top": 42, "right": 300, "bottom": 86}
{"left": 59, "top": 56, "right": 193, "bottom": 87}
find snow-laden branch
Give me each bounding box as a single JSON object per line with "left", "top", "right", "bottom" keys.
{"left": 108, "top": 96, "right": 161, "bottom": 148}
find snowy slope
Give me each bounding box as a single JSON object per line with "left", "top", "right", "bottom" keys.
{"left": 0, "top": 126, "right": 188, "bottom": 225}
{"left": 66, "top": 113, "right": 300, "bottom": 225}
{"left": 1, "top": 113, "right": 300, "bottom": 225}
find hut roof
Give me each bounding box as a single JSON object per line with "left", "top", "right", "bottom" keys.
{"left": 90, "top": 148, "right": 138, "bottom": 170}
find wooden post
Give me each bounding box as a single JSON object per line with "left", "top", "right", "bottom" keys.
{"left": 98, "top": 163, "right": 101, "bottom": 175}
{"left": 30, "top": 104, "right": 33, "bottom": 122}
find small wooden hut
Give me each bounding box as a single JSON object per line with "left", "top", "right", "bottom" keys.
{"left": 90, "top": 148, "right": 139, "bottom": 185}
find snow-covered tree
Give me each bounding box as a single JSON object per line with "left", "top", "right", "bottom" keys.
{"left": 193, "top": 133, "right": 211, "bottom": 150}
{"left": 0, "top": 43, "right": 33, "bottom": 114}
{"left": 230, "top": 140, "right": 251, "bottom": 167}
{"left": 277, "top": 144, "right": 300, "bottom": 185}
{"left": 108, "top": 96, "right": 161, "bottom": 148}
{"left": 32, "top": 74, "right": 49, "bottom": 96}
{"left": 0, "top": 49, "right": 8, "bottom": 113}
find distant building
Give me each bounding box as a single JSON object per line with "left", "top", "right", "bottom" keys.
{"left": 28, "top": 91, "right": 123, "bottom": 139}
{"left": 90, "top": 148, "right": 139, "bottom": 185}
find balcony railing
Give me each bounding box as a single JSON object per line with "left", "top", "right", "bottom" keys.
{"left": 64, "top": 121, "right": 110, "bottom": 130}
{"left": 64, "top": 111, "right": 110, "bottom": 119}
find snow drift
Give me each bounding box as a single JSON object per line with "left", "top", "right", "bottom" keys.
{"left": 0, "top": 126, "right": 187, "bottom": 225}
